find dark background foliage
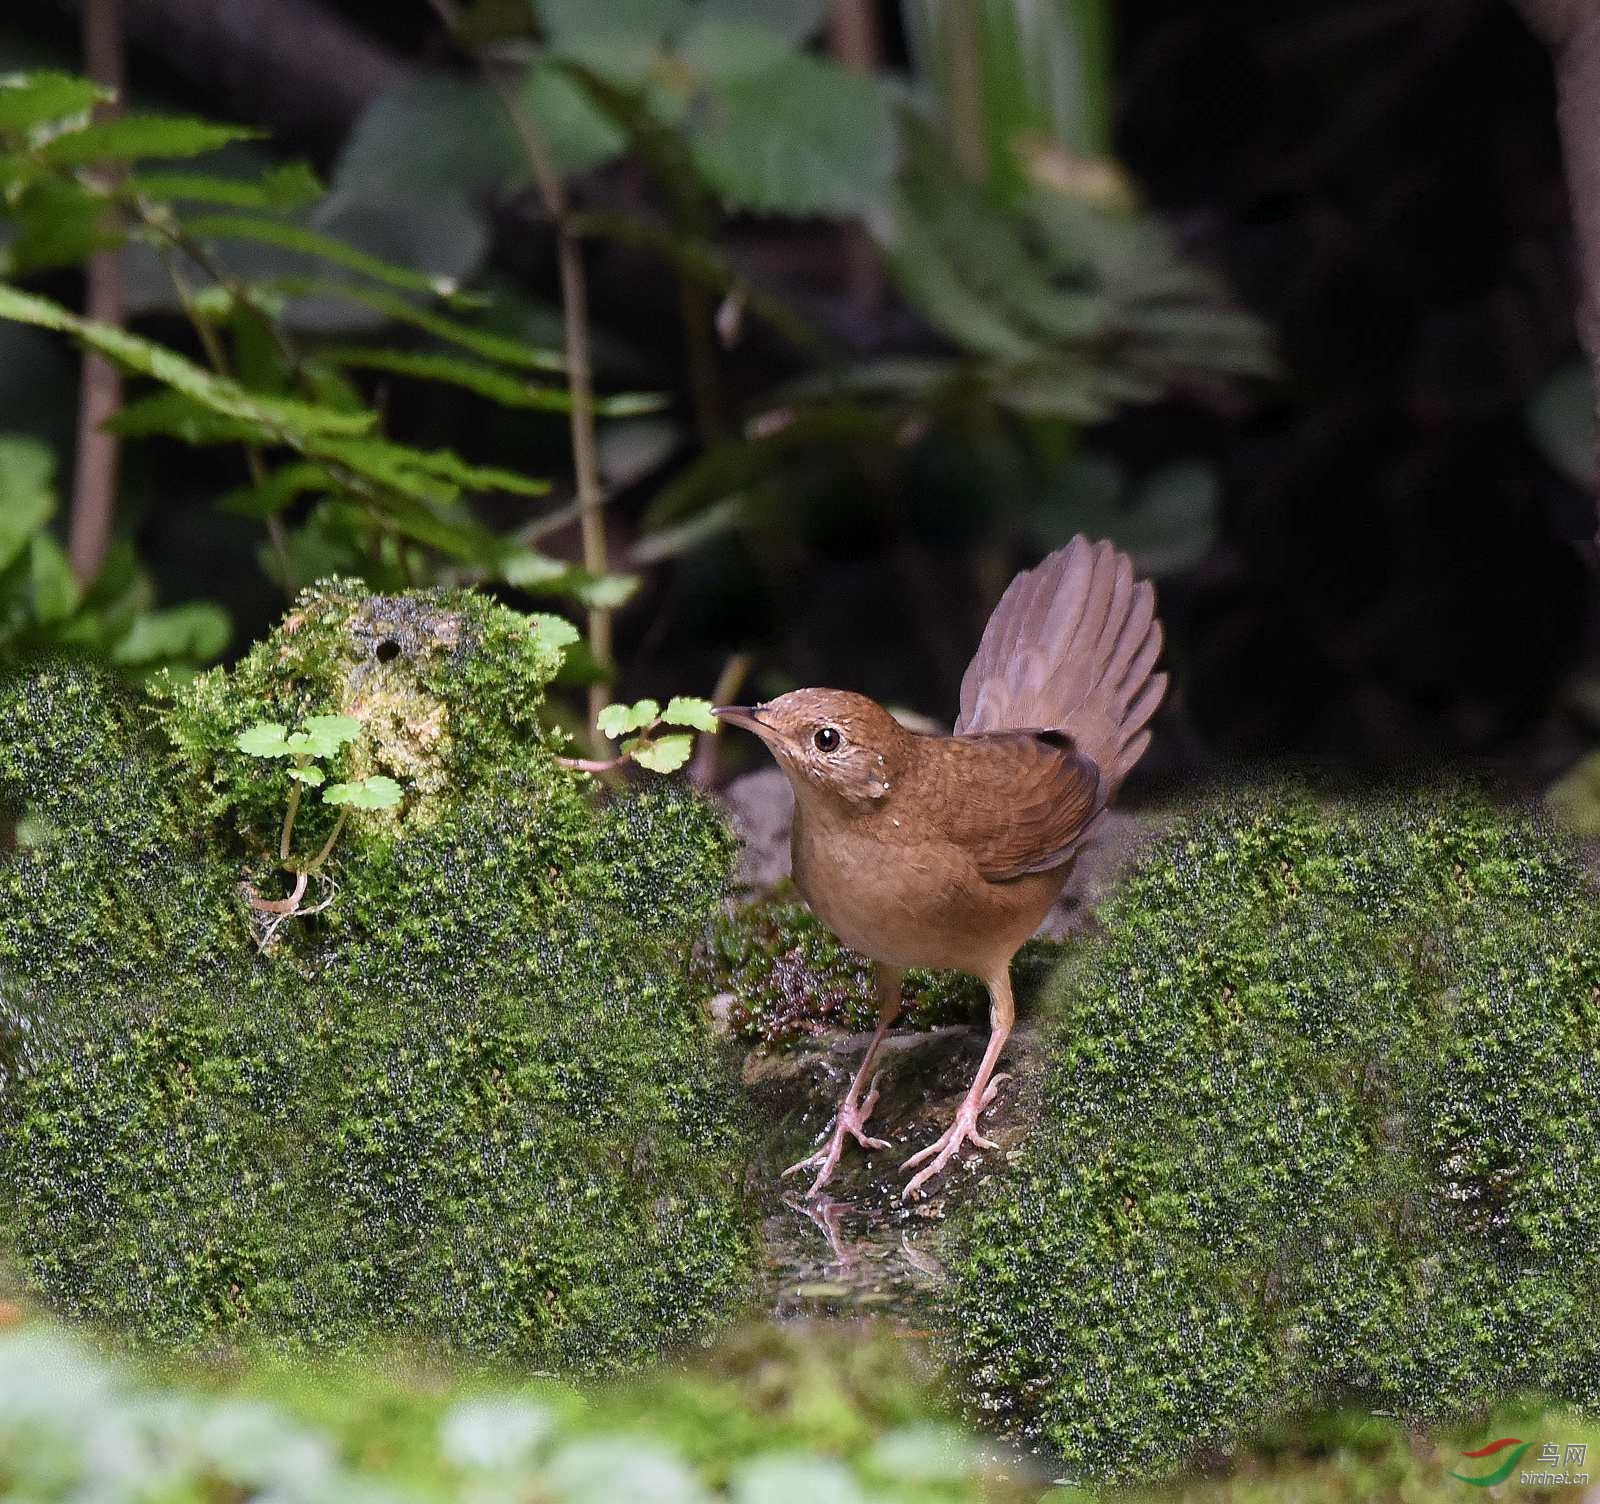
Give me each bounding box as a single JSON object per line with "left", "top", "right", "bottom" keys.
{"left": 6, "top": 0, "right": 1598, "bottom": 804}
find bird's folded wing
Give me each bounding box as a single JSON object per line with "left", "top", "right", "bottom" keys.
{"left": 929, "top": 730, "right": 1104, "bottom": 882}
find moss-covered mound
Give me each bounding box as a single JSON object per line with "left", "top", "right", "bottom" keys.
{"left": 944, "top": 788, "right": 1600, "bottom": 1483}
{"left": 695, "top": 887, "right": 1063, "bottom": 1045}
{"left": 0, "top": 582, "right": 754, "bottom": 1368}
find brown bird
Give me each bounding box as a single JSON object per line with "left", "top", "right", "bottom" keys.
{"left": 716, "top": 536, "right": 1166, "bottom": 1198}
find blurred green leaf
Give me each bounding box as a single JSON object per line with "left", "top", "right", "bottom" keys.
{"left": 630, "top": 495, "right": 741, "bottom": 564}
{"left": 319, "top": 345, "right": 661, "bottom": 415}
{"left": 0, "top": 71, "right": 111, "bottom": 134}
{"left": 40, "top": 114, "right": 262, "bottom": 164}
{"left": 728, "top": 1453, "right": 863, "bottom": 1504}
{"left": 274, "top": 279, "right": 564, "bottom": 370}
{"left": 537, "top": 0, "right": 689, "bottom": 88}
{"left": 105, "top": 390, "right": 268, "bottom": 445}
{"left": 181, "top": 212, "right": 464, "bottom": 296}
{"left": 688, "top": 52, "right": 896, "bottom": 216}
{"left": 696, "top": 0, "right": 825, "bottom": 45}
{"left": 903, "top": 0, "right": 1112, "bottom": 197}
{"left": 307, "top": 434, "right": 548, "bottom": 500}
{"left": 28, "top": 531, "right": 78, "bottom": 623}
{"left": 0, "top": 282, "right": 376, "bottom": 437}
{"left": 331, "top": 77, "right": 523, "bottom": 200}
{"left": 127, "top": 162, "right": 324, "bottom": 212}
{"left": 674, "top": 19, "right": 793, "bottom": 83}
{"left": 1119, "top": 460, "right": 1220, "bottom": 575}
{"left": 0, "top": 434, "right": 55, "bottom": 571}
{"left": 1035, "top": 453, "right": 1218, "bottom": 576}
{"left": 111, "top": 601, "right": 229, "bottom": 665}
{"left": 575, "top": 571, "right": 639, "bottom": 609}
{"left": 1, "top": 175, "right": 120, "bottom": 276}
{"left": 217, "top": 463, "right": 331, "bottom": 518}
{"left": 501, "top": 549, "right": 574, "bottom": 588}
{"left": 288, "top": 764, "right": 325, "bottom": 786}
{"left": 522, "top": 57, "right": 629, "bottom": 175}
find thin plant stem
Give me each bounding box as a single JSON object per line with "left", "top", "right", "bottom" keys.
{"left": 680, "top": 275, "right": 723, "bottom": 446}
{"left": 67, "top": 0, "right": 125, "bottom": 586}
{"left": 508, "top": 104, "right": 612, "bottom": 747}
{"left": 161, "top": 246, "right": 292, "bottom": 574}
{"left": 827, "top": 0, "right": 886, "bottom": 317}
{"left": 305, "top": 808, "right": 349, "bottom": 873}
{"left": 279, "top": 776, "right": 304, "bottom": 863}
{"left": 426, "top": 0, "right": 613, "bottom": 749}
{"left": 555, "top": 752, "right": 630, "bottom": 774}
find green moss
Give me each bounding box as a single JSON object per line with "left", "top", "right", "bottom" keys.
{"left": 696, "top": 886, "right": 1063, "bottom": 1044}
{"left": 0, "top": 583, "right": 755, "bottom": 1369}
{"left": 943, "top": 787, "right": 1600, "bottom": 1483}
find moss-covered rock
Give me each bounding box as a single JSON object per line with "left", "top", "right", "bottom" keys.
{"left": 943, "top": 787, "right": 1600, "bottom": 1483}
{"left": 694, "top": 887, "right": 1063, "bottom": 1044}
{"left": 0, "top": 582, "right": 754, "bottom": 1368}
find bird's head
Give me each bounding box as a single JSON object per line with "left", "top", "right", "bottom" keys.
{"left": 714, "top": 689, "right": 909, "bottom": 810}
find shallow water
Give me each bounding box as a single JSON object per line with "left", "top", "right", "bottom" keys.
{"left": 746, "top": 1021, "right": 1042, "bottom": 1324}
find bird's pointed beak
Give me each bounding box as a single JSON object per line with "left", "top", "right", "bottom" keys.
{"left": 713, "top": 704, "right": 775, "bottom": 738}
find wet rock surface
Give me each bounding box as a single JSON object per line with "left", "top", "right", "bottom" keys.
{"left": 749, "top": 1022, "right": 1047, "bottom": 1325}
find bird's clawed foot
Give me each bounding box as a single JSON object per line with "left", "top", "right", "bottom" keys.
{"left": 783, "top": 1073, "right": 890, "bottom": 1197}
{"left": 901, "top": 1073, "right": 1011, "bottom": 1200}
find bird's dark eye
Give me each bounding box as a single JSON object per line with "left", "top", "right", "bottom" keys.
{"left": 813, "top": 726, "right": 841, "bottom": 753}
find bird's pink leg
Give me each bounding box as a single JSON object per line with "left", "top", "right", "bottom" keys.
{"left": 903, "top": 968, "right": 1014, "bottom": 1199}
{"left": 785, "top": 966, "right": 903, "bottom": 1197}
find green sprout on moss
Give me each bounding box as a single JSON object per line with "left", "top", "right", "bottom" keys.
{"left": 558, "top": 696, "right": 719, "bottom": 776}
{"left": 236, "top": 713, "right": 402, "bottom": 936}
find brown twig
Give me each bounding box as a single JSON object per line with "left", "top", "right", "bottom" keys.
{"left": 246, "top": 869, "right": 308, "bottom": 915}
{"left": 66, "top": 0, "right": 125, "bottom": 586}
{"left": 504, "top": 101, "right": 612, "bottom": 748}
{"left": 689, "top": 651, "right": 751, "bottom": 788}
{"left": 827, "top": 0, "right": 887, "bottom": 317}
{"left": 554, "top": 752, "right": 631, "bottom": 774}
{"left": 427, "top": 0, "right": 614, "bottom": 750}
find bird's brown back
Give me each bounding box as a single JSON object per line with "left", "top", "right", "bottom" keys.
{"left": 902, "top": 728, "right": 1102, "bottom": 882}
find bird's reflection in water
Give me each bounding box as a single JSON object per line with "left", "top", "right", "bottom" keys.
{"left": 786, "top": 1194, "right": 858, "bottom": 1268}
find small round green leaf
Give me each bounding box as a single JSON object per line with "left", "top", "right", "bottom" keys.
{"left": 300, "top": 713, "right": 363, "bottom": 756}
{"left": 527, "top": 612, "right": 580, "bottom": 651}
{"left": 323, "top": 775, "right": 403, "bottom": 809}
{"left": 287, "top": 765, "right": 325, "bottom": 786}
{"left": 662, "top": 696, "right": 718, "bottom": 733}
{"left": 236, "top": 721, "right": 291, "bottom": 758}
{"left": 596, "top": 702, "right": 634, "bottom": 739}
{"left": 628, "top": 732, "right": 693, "bottom": 774}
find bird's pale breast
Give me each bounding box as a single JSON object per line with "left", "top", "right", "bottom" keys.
{"left": 791, "top": 803, "right": 1067, "bottom": 978}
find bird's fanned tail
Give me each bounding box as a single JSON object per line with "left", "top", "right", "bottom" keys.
{"left": 954, "top": 535, "right": 1166, "bottom": 792}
